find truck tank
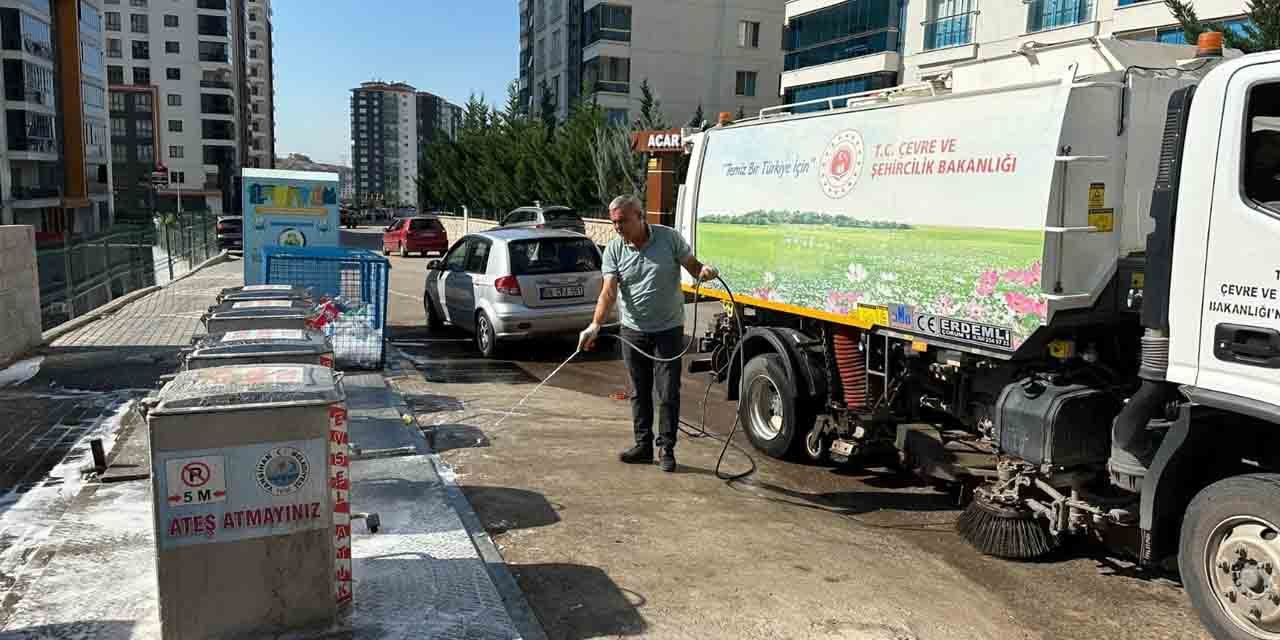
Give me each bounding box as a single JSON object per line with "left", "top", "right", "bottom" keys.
{"left": 679, "top": 39, "right": 1204, "bottom": 358}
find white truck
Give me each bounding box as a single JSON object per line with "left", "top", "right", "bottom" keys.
{"left": 676, "top": 35, "right": 1280, "bottom": 639}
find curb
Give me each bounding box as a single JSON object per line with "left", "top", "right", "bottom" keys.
{"left": 40, "top": 250, "right": 230, "bottom": 345}
{"left": 433, "top": 454, "right": 549, "bottom": 640}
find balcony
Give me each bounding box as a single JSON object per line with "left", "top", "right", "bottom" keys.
{"left": 592, "top": 81, "right": 629, "bottom": 94}
{"left": 784, "top": 30, "right": 897, "bottom": 71}
{"left": 196, "top": 0, "right": 227, "bottom": 10}
{"left": 923, "top": 12, "right": 976, "bottom": 50}
{"left": 200, "top": 79, "right": 233, "bottom": 89}
{"left": 11, "top": 184, "right": 60, "bottom": 201}
{"left": 1026, "top": 0, "right": 1093, "bottom": 33}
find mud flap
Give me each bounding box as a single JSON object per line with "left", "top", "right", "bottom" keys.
{"left": 1138, "top": 403, "right": 1217, "bottom": 566}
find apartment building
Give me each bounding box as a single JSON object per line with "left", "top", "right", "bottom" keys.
{"left": 0, "top": 0, "right": 113, "bottom": 234}
{"left": 104, "top": 0, "right": 272, "bottom": 216}
{"left": 349, "top": 81, "right": 462, "bottom": 207}
{"left": 520, "top": 0, "right": 788, "bottom": 126}
{"left": 782, "top": 0, "right": 1252, "bottom": 108}
{"left": 240, "top": 0, "right": 272, "bottom": 169}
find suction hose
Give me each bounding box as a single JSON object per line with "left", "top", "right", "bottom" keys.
{"left": 1108, "top": 329, "right": 1177, "bottom": 491}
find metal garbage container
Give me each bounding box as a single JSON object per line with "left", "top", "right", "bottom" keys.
{"left": 217, "top": 284, "right": 315, "bottom": 305}
{"left": 184, "top": 329, "right": 335, "bottom": 370}
{"left": 148, "top": 364, "right": 353, "bottom": 638}
{"left": 202, "top": 299, "right": 313, "bottom": 334}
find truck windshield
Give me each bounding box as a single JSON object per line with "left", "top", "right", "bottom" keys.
{"left": 509, "top": 238, "right": 601, "bottom": 275}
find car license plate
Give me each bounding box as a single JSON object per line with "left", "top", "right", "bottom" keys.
{"left": 831, "top": 440, "right": 855, "bottom": 457}
{"left": 540, "top": 286, "right": 584, "bottom": 300}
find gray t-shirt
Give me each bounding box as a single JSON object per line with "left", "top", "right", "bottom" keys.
{"left": 601, "top": 224, "right": 692, "bottom": 333}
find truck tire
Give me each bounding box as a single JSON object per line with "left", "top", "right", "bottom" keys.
{"left": 1180, "top": 473, "right": 1280, "bottom": 640}
{"left": 739, "top": 353, "right": 801, "bottom": 459}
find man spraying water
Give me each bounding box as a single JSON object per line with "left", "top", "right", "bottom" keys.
{"left": 579, "top": 195, "right": 718, "bottom": 472}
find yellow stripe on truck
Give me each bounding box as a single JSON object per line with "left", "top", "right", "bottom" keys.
{"left": 682, "top": 283, "right": 878, "bottom": 330}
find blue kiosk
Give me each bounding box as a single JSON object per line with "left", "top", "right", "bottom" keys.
{"left": 241, "top": 168, "right": 341, "bottom": 284}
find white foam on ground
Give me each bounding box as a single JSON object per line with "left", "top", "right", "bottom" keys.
{"left": 0, "top": 356, "right": 43, "bottom": 388}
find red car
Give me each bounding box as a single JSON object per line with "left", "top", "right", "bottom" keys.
{"left": 382, "top": 217, "right": 449, "bottom": 257}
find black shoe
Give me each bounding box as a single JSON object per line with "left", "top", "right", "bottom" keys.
{"left": 620, "top": 443, "right": 654, "bottom": 464}
{"left": 659, "top": 449, "right": 676, "bottom": 472}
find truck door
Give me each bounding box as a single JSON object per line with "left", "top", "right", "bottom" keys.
{"left": 1197, "top": 67, "right": 1280, "bottom": 404}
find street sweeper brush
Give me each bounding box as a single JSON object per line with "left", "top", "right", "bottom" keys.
{"left": 956, "top": 491, "right": 1058, "bottom": 560}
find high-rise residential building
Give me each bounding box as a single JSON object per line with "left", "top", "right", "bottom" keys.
{"left": 240, "top": 0, "right": 273, "bottom": 169}
{"left": 784, "top": 0, "right": 1254, "bottom": 109}
{"left": 0, "top": 0, "right": 113, "bottom": 234}
{"left": 104, "top": 0, "right": 272, "bottom": 216}
{"left": 520, "top": 1, "right": 786, "bottom": 126}
{"left": 349, "top": 81, "right": 461, "bottom": 207}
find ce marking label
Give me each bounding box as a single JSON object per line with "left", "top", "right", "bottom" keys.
{"left": 915, "top": 314, "right": 940, "bottom": 334}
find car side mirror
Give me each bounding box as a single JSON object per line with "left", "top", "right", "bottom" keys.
{"left": 427, "top": 259, "right": 443, "bottom": 270}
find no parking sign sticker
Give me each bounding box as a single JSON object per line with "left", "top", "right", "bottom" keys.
{"left": 166, "top": 455, "right": 228, "bottom": 506}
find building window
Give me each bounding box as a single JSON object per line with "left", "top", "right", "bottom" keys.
{"left": 135, "top": 92, "right": 152, "bottom": 111}
{"left": 738, "top": 21, "right": 760, "bottom": 48}
{"left": 551, "top": 29, "right": 561, "bottom": 66}
{"left": 169, "top": 145, "right": 183, "bottom": 158}
{"left": 783, "top": 1, "right": 901, "bottom": 71}
{"left": 606, "top": 108, "right": 628, "bottom": 126}
{"left": 170, "top": 170, "right": 184, "bottom": 183}
{"left": 249, "top": 47, "right": 259, "bottom": 59}
{"left": 167, "top": 93, "right": 180, "bottom": 106}
{"left": 137, "top": 118, "right": 153, "bottom": 138}
{"left": 249, "top": 10, "right": 258, "bottom": 21}
{"left": 1026, "top": 0, "right": 1093, "bottom": 32}
{"left": 197, "top": 14, "right": 228, "bottom": 37}
{"left": 138, "top": 143, "right": 153, "bottom": 162}
{"left": 105, "top": 11, "right": 120, "bottom": 30}
{"left": 110, "top": 91, "right": 125, "bottom": 110}
{"left": 132, "top": 67, "right": 149, "bottom": 84}
{"left": 784, "top": 72, "right": 898, "bottom": 112}
{"left": 584, "top": 55, "right": 629, "bottom": 93}
{"left": 198, "top": 41, "right": 228, "bottom": 63}
{"left": 584, "top": 4, "right": 631, "bottom": 44}
{"left": 735, "top": 71, "right": 758, "bottom": 97}
{"left": 166, "top": 67, "right": 179, "bottom": 80}
{"left": 112, "top": 142, "right": 126, "bottom": 161}
{"left": 166, "top": 119, "right": 181, "bottom": 132}
{"left": 131, "top": 40, "right": 149, "bottom": 59}
{"left": 165, "top": 41, "right": 179, "bottom": 54}
{"left": 108, "top": 65, "right": 124, "bottom": 84}
{"left": 925, "top": 0, "right": 975, "bottom": 49}
{"left": 249, "top": 30, "right": 257, "bottom": 40}
{"left": 130, "top": 14, "right": 147, "bottom": 33}
{"left": 130, "top": 0, "right": 147, "bottom": 6}
{"left": 163, "top": 14, "right": 178, "bottom": 28}
{"left": 110, "top": 117, "right": 125, "bottom": 136}
{"left": 107, "top": 38, "right": 122, "bottom": 57}
{"left": 536, "top": 38, "right": 545, "bottom": 72}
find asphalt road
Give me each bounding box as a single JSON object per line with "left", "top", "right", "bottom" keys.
{"left": 344, "top": 226, "right": 1213, "bottom": 640}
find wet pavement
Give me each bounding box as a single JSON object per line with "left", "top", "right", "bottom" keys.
{"left": 380, "top": 245, "right": 1213, "bottom": 640}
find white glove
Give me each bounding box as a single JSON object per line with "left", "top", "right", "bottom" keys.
{"left": 578, "top": 323, "right": 601, "bottom": 351}
{"left": 699, "top": 264, "right": 720, "bottom": 282}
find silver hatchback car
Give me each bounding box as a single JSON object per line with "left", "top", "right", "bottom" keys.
{"left": 424, "top": 228, "right": 614, "bottom": 357}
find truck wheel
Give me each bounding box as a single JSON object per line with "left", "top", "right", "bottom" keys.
{"left": 1180, "top": 473, "right": 1280, "bottom": 640}
{"left": 739, "top": 353, "right": 801, "bottom": 459}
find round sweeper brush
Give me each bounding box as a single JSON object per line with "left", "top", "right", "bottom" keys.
{"left": 956, "top": 491, "right": 1059, "bottom": 560}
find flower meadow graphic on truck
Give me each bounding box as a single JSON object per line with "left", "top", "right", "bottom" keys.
{"left": 696, "top": 214, "right": 1047, "bottom": 350}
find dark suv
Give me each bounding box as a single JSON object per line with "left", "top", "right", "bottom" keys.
{"left": 499, "top": 205, "right": 587, "bottom": 236}
{"left": 216, "top": 216, "right": 242, "bottom": 250}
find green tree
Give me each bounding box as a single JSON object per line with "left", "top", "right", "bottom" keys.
{"left": 637, "top": 79, "right": 667, "bottom": 129}
{"left": 688, "top": 104, "right": 704, "bottom": 128}
{"left": 1163, "top": 0, "right": 1280, "bottom": 52}
{"left": 538, "top": 79, "right": 558, "bottom": 138}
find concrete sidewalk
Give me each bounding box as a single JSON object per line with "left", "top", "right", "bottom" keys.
{"left": 0, "top": 256, "right": 542, "bottom": 639}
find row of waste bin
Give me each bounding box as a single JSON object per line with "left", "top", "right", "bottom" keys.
{"left": 147, "top": 283, "right": 376, "bottom": 638}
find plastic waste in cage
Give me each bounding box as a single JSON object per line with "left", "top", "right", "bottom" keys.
{"left": 263, "top": 246, "right": 389, "bottom": 369}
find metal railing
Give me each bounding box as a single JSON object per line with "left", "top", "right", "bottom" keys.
{"left": 923, "top": 11, "right": 977, "bottom": 50}
{"left": 37, "top": 211, "right": 218, "bottom": 330}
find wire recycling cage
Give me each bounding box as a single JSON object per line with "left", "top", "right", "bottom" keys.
{"left": 263, "top": 246, "right": 390, "bottom": 369}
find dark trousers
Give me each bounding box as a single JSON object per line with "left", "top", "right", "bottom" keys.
{"left": 621, "top": 326, "right": 684, "bottom": 451}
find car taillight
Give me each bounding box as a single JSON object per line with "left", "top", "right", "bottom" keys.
{"left": 495, "top": 275, "right": 521, "bottom": 296}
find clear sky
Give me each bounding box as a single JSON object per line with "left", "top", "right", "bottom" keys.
{"left": 272, "top": 2, "right": 518, "bottom": 166}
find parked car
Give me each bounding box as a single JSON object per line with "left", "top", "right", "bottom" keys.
{"left": 215, "top": 215, "right": 242, "bottom": 250}
{"left": 423, "top": 228, "right": 612, "bottom": 357}
{"left": 382, "top": 216, "right": 448, "bottom": 257}
{"left": 499, "top": 205, "right": 587, "bottom": 236}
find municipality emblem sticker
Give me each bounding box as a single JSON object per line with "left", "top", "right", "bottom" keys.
{"left": 255, "top": 446, "right": 310, "bottom": 496}
{"left": 819, "top": 130, "right": 865, "bottom": 199}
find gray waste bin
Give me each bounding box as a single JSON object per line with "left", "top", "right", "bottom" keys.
{"left": 149, "top": 364, "right": 353, "bottom": 638}
{"left": 203, "top": 299, "right": 313, "bottom": 334}
{"left": 216, "top": 284, "right": 315, "bottom": 305}
{"left": 184, "top": 329, "right": 335, "bottom": 370}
